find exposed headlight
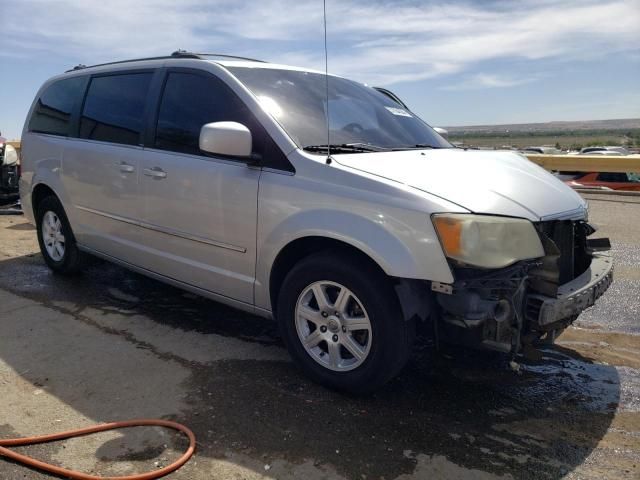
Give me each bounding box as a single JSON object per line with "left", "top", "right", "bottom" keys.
{"left": 432, "top": 214, "right": 544, "bottom": 269}
{"left": 1, "top": 144, "right": 18, "bottom": 166}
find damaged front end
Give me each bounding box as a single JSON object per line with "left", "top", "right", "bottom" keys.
{"left": 432, "top": 220, "right": 613, "bottom": 357}
{"left": 0, "top": 142, "right": 20, "bottom": 203}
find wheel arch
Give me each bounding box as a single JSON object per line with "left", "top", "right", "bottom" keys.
{"left": 257, "top": 207, "right": 454, "bottom": 312}
{"left": 31, "top": 183, "right": 59, "bottom": 217}
{"left": 269, "top": 236, "right": 389, "bottom": 315}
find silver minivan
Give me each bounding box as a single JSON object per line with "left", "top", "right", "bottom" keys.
{"left": 19, "top": 52, "right": 613, "bottom": 393}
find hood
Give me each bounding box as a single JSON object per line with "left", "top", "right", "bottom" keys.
{"left": 334, "top": 149, "right": 587, "bottom": 221}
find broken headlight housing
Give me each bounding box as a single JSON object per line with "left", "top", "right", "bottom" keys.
{"left": 432, "top": 214, "right": 544, "bottom": 269}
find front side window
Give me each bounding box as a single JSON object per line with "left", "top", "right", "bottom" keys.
{"left": 29, "top": 76, "right": 85, "bottom": 136}
{"left": 154, "top": 72, "right": 257, "bottom": 156}
{"left": 227, "top": 67, "right": 452, "bottom": 152}
{"left": 80, "top": 73, "right": 152, "bottom": 146}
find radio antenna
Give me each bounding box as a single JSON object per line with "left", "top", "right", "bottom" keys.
{"left": 323, "top": 0, "right": 331, "bottom": 164}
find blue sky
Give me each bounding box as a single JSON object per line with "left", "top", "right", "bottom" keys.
{"left": 1, "top": 0, "right": 639, "bottom": 139}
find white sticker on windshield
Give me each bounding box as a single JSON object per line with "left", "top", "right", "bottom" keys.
{"left": 385, "top": 106, "right": 412, "bottom": 117}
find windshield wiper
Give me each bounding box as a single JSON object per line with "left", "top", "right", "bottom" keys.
{"left": 303, "top": 143, "right": 389, "bottom": 154}
{"left": 392, "top": 144, "right": 447, "bottom": 151}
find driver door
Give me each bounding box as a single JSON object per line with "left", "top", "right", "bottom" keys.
{"left": 137, "top": 69, "right": 262, "bottom": 304}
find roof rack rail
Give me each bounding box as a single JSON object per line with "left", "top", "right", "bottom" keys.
{"left": 171, "top": 50, "right": 266, "bottom": 63}
{"left": 66, "top": 50, "right": 265, "bottom": 72}
{"left": 65, "top": 53, "right": 196, "bottom": 72}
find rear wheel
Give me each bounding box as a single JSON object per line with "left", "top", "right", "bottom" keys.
{"left": 277, "top": 252, "right": 414, "bottom": 394}
{"left": 36, "top": 195, "right": 83, "bottom": 274}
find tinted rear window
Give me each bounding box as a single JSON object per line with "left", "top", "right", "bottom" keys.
{"left": 29, "top": 77, "right": 85, "bottom": 136}
{"left": 80, "top": 73, "right": 152, "bottom": 146}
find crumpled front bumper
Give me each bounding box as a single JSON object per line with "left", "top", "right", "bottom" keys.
{"left": 525, "top": 254, "right": 613, "bottom": 327}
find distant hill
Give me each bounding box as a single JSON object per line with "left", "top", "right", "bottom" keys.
{"left": 446, "top": 118, "right": 640, "bottom": 135}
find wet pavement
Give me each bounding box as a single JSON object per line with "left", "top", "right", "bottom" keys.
{"left": 0, "top": 193, "right": 638, "bottom": 479}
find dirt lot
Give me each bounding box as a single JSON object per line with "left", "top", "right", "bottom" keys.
{"left": 0, "top": 194, "right": 638, "bottom": 479}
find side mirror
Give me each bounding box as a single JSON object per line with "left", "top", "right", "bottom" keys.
{"left": 199, "top": 122, "right": 252, "bottom": 158}
{"left": 433, "top": 127, "right": 449, "bottom": 139}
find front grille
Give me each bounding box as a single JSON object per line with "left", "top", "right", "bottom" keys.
{"left": 542, "top": 221, "right": 575, "bottom": 283}
{"left": 531, "top": 220, "right": 591, "bottom": 295}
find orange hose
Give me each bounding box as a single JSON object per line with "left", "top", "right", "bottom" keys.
{"left": 0, "top": 419, "right": 196, "bottom": 480}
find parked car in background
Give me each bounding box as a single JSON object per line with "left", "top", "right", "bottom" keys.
{"left": 521, "top": 146, "right": 563, "bottom": 155}
{"left": 0, "top": 132, "right": 20, "bottom": 203}
{"left": 561, "top": 171, "right": 640, "bottom": 191}
{"left": 579, "top": 146, "right": 630, "bottom": 155}
{"left": 20, "top": 51, "right": 613, "bottom": 393}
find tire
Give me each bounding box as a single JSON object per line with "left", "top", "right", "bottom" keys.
{"left": 35, "top": 195, "right": 83, "bottom": 274}
{"left": 277, "top": 251, "right": 414, "bottom": 394}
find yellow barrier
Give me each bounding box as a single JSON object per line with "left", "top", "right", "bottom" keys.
{"left": 4, "top": 140, "right": 640, "bottom": 173}
{"left": 525, "top": 154, "right": 640, "bottom": 173}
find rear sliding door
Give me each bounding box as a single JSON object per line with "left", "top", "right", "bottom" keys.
{"left": 62, "top": 71, "right": 155, "bottom": 264}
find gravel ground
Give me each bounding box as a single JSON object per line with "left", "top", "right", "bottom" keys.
{"left": 0, "top": 194, "right": 638, "bottom": 480}
{"left": 573, "top": 193, "right": 640, "bottom": 334}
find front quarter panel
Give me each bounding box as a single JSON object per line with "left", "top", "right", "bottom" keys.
{"left": 255, "top": 153, "right": 468, "bottom": 311}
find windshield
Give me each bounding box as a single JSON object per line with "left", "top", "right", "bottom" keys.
{"left": 227, "top": 67, "right": 452, "bottom": 152}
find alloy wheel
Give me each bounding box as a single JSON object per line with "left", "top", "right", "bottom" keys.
{"left": 295, "top": 281, "right": 372, "bottom": 372}
{"left": 42, "top": 211, "right": 66, "bottom": 261}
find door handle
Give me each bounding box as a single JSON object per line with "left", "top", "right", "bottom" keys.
{"left": 119, "top": 162, "right": 135, "bottom": 173}
{"left": 143, "top": 167, "right": 167, "bottom": 179}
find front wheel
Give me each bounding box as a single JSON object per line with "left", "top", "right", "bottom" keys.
{"left": 277, "top": 252, "right": 414, "bottom": 394}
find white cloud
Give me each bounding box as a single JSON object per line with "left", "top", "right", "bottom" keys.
{"left": 1, "top": 0, "right": 639, "bottom": 85}
{"left": 442, "top": 73, "right": 537, "bottom": 90}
